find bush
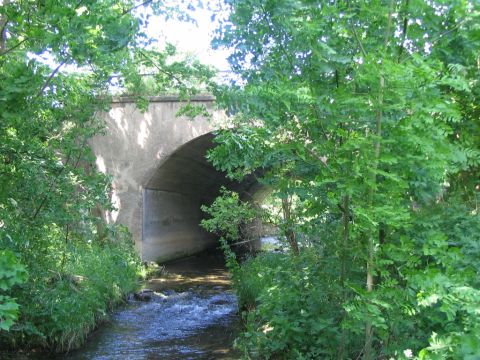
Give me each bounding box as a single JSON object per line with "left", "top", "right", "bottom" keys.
{"left": 235, "top": 250, "right": 354, "bottom": 359}
{"left": 0, "top": 233, "right": 141, "bottom": 352}
{"left": 234, "top": 202, "right": 480, "bottom": 359}
{"left": 235, "top": 252, "right": 282, "bottom": 311}
{"left": 0, "top": 251, "right": 27, "bottom": 331}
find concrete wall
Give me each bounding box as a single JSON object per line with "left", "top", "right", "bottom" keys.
{"left": 143, "top": 189, "right": 213, "bottom": 262}
{"left": 90, "top": 96, "right": 226, "bottom": 262}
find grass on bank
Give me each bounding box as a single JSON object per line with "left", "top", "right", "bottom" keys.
{"left": 0, "top": 236, "right": 143, "bottom": 352}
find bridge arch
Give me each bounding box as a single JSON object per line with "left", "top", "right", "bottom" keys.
{"left": 90, "top": 96, "right": 262, "bottom": 262}
{"left": 143, "top": 133, "right": 226, "bottom": 261}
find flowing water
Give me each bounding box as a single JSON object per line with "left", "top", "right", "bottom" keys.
{"left": 9, "top": 251, "right": 240, "bottom": 360}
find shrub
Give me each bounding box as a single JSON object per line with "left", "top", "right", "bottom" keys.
{"left": 0, "top": 232, "right": 141, "bottom": 352}
{"left": 0, "top": 251, "right": 27, "bottom": 331}
{"left": 235, "top": 250, "right": 354, "bottom": 359}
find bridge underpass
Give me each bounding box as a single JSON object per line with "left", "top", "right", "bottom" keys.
{"left": 90, "top": 96, "right": 262, "bottom": 262}
{"left": 142, "top": 133, "right": 261, "bottom": 262}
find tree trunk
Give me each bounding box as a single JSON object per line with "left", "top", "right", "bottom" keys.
{"left": 281, "top": 196, "right": 299, "bottom": 255}
{"left": 0, "top": 0, "right": 10, "bottom": 52}
{"left": 339, "top": 194, "right": 350, "bottom": 359}
{"left": 363, "top": 0, "right": 393, "bottom": 355}
{"left": 363, "top": 73, "right": 385, "bottom": 360}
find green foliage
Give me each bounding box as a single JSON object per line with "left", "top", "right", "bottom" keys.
{"left": 201, "top": 187, "right": 257, "bottom": 243}
{"left": 390, "top": 203, "right": 480, "bottom": 359}
{"left": 0, "top": 251, "right": 27, "bottom": 331}
{"left": 200, "top": 187, "right": 259, "bottom": 306}
{"left": 235, "top": 250, "right": 358, "bottom": 360}
{"left": 209, "top": 0, "right": 480, "bottom": 358}
{"left": 0, "top": 231, "right": 141, "bottom": 351}
{"left": 0, "top": 0, "right": 212, "bottom": 351}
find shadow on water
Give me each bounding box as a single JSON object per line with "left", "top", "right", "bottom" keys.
{"left": 10, "top": 251, "right": 241, "bottom": 360}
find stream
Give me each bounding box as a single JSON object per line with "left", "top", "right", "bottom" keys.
{"left": 69, "top": 251, "right": 240, "bottom": 359}
{"left": 12, "top": 251, "right": 240, "bottom": 360}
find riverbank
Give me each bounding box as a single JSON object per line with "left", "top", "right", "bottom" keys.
{"left": 0, "top": 238, "right": 142, "bottom": 355}
{"left": 2, "top": 251, "right": 240, "bottom": 359}
{"left": 63, "top": 251, "right": 240, "bottom": 359}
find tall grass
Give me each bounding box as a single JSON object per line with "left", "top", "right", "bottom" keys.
{"left": 0, "top": 237, "right": 142, "bottom": 352}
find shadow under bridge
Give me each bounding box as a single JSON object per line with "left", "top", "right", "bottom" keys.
{"left": 142, "top": 133, "right": 263, "bottom": 263}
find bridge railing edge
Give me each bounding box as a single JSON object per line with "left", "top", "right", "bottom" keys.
{"left": 110, "top": 94, "right": 215, "bottom": 104}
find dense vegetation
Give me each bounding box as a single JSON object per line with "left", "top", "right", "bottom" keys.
{"left": 201, "top": 0, "right": 480, "bottom": 359}
{"left": 0, "top": 0, "right": 210, "bottom": 352}
{"left": 1, "top": 0, "right": 478, "bottom": 358}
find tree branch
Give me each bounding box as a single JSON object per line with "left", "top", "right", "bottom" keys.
{"left": 37, "top": 60, "right": 66, "bottom": 97}
{"left": 352, "top": 25, "right": 367, "bottom": 58}
{"left": 305, "top": 146, "right": 330, "bottom": 169}
{"left": 430, "top": 18, "right": 468, "bottom": 46}
{"left": 138, "top": 49, "right": 185, "bottom": 86}
{"left": 122, "top": 0, "right": 154, "bottom": 15}
{"left": 346, "top": 1, "right": 367, "bottom": 58}
{"left": 384, "top": 0, "right": 394, "bottom": 50}
{"left": 0, "top": 37, "right": 28, "bottom": 56}
{"left": 32, "top": 151, "right": 71, "bottom": 221}
{"left": 398, "top": 0, "right": 410, "bottom": 61}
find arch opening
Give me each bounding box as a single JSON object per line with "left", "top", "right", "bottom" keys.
{"left": 142, "top": 133, "right": 263, "bottom": 262}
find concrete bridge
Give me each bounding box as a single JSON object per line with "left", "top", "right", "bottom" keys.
{"left": 90, "top": 96, "right": 260, "bottom": 262}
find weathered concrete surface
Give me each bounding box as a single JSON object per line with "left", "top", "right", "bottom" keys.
{"left": 90, "top": 96, "right": 228, "bottom": 262}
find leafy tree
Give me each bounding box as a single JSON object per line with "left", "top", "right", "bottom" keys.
{"left": 0, "top": 0, "right": 212, "bottom": 350}
{"left": 208, "top": 0, "right": 479, "bottom": 358}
